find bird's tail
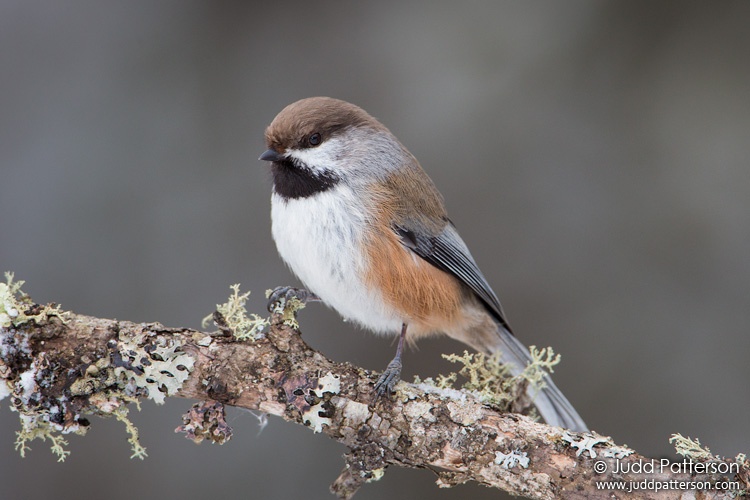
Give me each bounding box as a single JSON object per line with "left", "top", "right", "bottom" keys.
{"left": 466, "top": 321, "right": 588, "bottom": 432}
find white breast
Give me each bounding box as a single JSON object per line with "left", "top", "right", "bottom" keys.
{"left": 270, "top": 186, "right": 403, "bottom": 335}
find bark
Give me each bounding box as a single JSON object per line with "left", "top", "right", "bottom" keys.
{"left": 1, "top": 303, "right": 748, "bottom": 499}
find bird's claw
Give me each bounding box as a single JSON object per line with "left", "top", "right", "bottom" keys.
{"left": 374, "top": 358, "right": 402, "bottom": 398}
{"left": 267, "top": 286, "right": 319, "bottom": 313}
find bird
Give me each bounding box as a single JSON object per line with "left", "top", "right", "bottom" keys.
{"left": 258, "top": 96, "right": 587, "bottom": 431}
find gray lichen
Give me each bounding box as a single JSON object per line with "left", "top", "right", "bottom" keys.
{"left": 1, "top": 272, "right": 195, "bottom": 460}
{"left": 561, "top": 430, "right": 633, "bottom": 459}
{"left": 113, "top": 331, "right": 194, "bottom": 405}
{"left": 494, "top": 449, "right": 530, "bottom": 469}
{"left": 302, "top": 371, "right": 341, "bottom": 433}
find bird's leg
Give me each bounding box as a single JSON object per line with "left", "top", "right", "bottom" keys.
{"left": 266, "top": 286, "right": 320, "bottom": 312}
{"left": 374, "top": 323, "right": 407, "bottom": 397}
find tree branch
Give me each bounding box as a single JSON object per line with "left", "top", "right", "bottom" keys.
{"left": 1, "top": 287, "right": 748, "bottom": 499}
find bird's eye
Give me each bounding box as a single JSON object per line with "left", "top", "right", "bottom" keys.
{"left": 308, "top": 133, "right": 322, "bottom": 147}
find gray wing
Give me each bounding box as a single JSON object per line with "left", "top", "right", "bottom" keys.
{"left": 397, "top": 222, "right": 588, "bottom": 431}
{"left": 394, "top": 223, "right": 513, "bottom": 333}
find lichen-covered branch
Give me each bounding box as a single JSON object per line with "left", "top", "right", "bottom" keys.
{"left": 1, "top": 277, "right": 748, "bottom": 499}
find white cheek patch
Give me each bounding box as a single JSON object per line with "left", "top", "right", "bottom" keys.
{"left": 286, "top": 138, "right": 343, "bottom": 175}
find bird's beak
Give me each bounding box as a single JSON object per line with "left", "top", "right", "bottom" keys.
{"left": 259, "top": 149, "right": 283, "bottom": 162}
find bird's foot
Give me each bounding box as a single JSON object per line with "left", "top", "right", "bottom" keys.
{"left": 374, "top": 358, "right": 402, "bottom": 398}
{"left": 266, "top": 286, "right": 320, "bottom": 313}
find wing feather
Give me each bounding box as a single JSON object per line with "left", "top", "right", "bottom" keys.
{"left": 395, "top": 223, "right": 512, "bottom": 332}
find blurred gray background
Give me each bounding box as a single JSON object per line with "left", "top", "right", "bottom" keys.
{"left": 2, "top": 1, "right": 749, "bottom": 499}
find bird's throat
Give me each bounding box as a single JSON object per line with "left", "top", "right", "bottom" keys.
{"left": 271, "top": 160, "right": 340, "bottom": 199}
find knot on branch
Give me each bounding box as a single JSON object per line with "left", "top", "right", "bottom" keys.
{"left": 175, "top": 400, "right": 233, "bottom": 444}
{"left": 331, "top": 446, "right": 388, "bottom": 500}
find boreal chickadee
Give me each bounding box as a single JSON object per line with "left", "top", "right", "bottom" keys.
{"left": 259, "top": 97, "right": 587, "bottom": 431}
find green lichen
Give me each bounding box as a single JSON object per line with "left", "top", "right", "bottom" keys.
{"left": 84, "top": 390, "right": 147, "bottom": 459}
{"left": 69, "top": 358, "right": 119, "bottom": 397}
{"left": 203, "top": 284, "right": 268, "bottom": 340}
{"left": 440, "top": 351, "right": 514, "bottom": 407}
{"left": 670, "top": 433, "right": 714, "bottom": 461}
{"left": 0, "top": 273, "right": 25, "bottom": 328}
{"left": 113, "top": 404, "right": 147, "bottom": 459}
{"left": 14, "top": 414, "right": 77, "bottom": 462}
{"left": 0, "top": 272, "right": 67, "bottom": 328}
{"left": 1, "top": 274, "right": 80, "bottom": 460}
{"left": 62, "top": 312, "right": 195, "bottom": 458}
{"left": 1, "top": 273, "right": 195, "bottom": 461}
{"left": 365, "top": 467, "right": 386, "bottom": 483}
{"left": 416, "top": 346, "right": 561, "bottom": 410}
{"left": 264, "top": 289, "right": 306, "bottom": 329}
{"left": 521, "top": 345, "right": 562, "bottom": 389}
{"left": 13, "top": 370, "right": 150, "bottom": 463}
